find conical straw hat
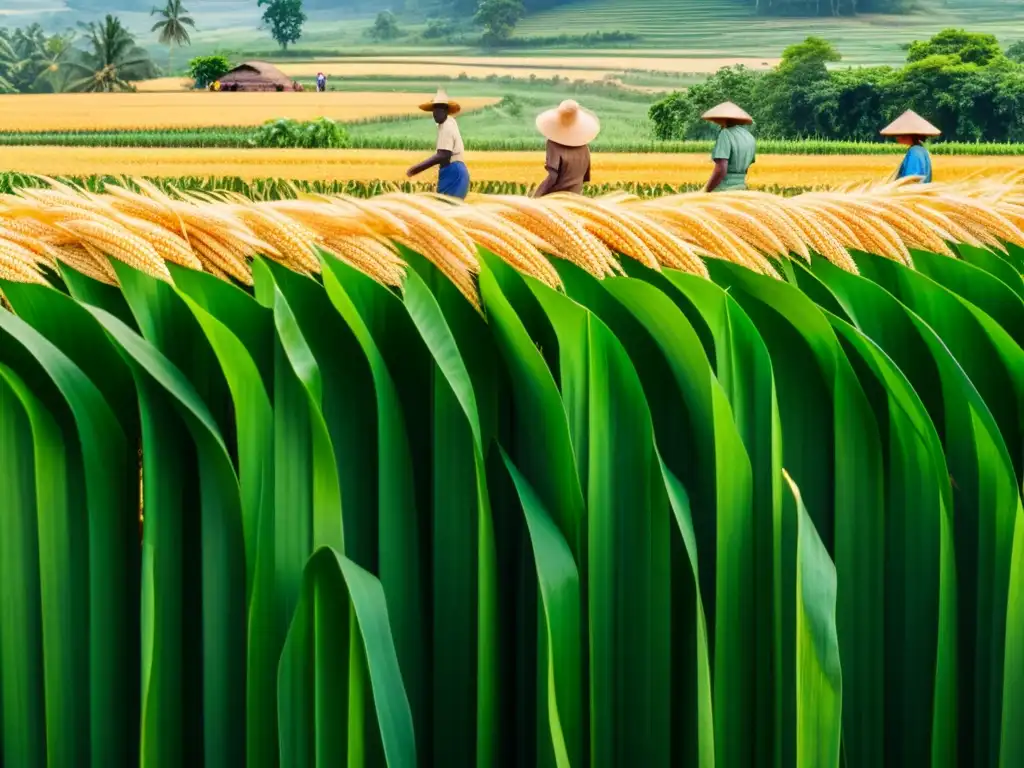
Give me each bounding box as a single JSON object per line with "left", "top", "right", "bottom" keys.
{"left": 536, "top": 100, "right": 601, "bottom": 147}
{"left": 420, "top": 88, "right": 462, "bottom": 115}
{"left": 880, "top": 110, "right": 941, "bottom": 137}
{"left": 701, "top": 102, "right": 753, "bottom": 124}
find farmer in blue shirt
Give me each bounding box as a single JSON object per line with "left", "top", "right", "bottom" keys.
{"left": 881, "top": 110, "right": 941, "bottom": 183}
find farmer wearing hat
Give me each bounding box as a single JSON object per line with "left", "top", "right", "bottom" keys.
{"left": 701, "top": 102, "right": 756, "bottom": 192}
{"left": 881, "top": 110, "right": 940, "bottom": 183}
{"left": 533, "top": 100, "right": 600, "bottom": 197}
{"left": 407, "top": 89, "right": 470, "bottom": 199}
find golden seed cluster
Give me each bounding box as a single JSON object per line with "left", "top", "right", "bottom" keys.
{"left": 1, "top": 177, "right": 1023, "bottom": 308}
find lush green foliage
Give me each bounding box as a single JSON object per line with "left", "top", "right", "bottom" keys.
{"left": 0, "top": 22, "right": 120, "bottom": 94}
{"left": 368, "top": 11, "right": 402, "bottom": 42}
{"left": 1, "top": 202, "right": 1023, "bottom": 766}
{"left": 246, "top": 117, "right": 351, "bottom": 149}
{"left": 258, "top": 0, "right": 307, "bottom": 51}
{"left": 64, "top": 15, "right": 159, "bottom": 93}
{"left": 188, "top": 54, "right": 231, "bottom": 89}
{"left": 649, "top": 29, "right": 1024, "bottom": 142}
{"left": 476, "top": 0, "right": 526, "bottom": 44}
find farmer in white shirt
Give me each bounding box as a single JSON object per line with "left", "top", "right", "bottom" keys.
{"left": 406, "top": 89, "right": 470, "bottom": 199}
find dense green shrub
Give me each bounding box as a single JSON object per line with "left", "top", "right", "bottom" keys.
{"left": 247, "top": 117, "right": 350, "bottom": 149}
{"left": 188, "top": 54, "right": 231, "bottom": 89}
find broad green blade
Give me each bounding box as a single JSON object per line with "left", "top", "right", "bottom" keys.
{"left": 401, "top": 263, "right": 499, "bottom": 766}
{"left": 654, "top": 268, "right": 783, "bottom": 768}
{"left": 1002, "top": 512, "right": 1024, "bottom": 766}
{"left": 0, "top": 293, "right": 139, "bottom": 766}
{"left": 319, "top": 251, "right": 427, "bottom": 755}
{"left": 500, "top": 450, "right": 583, "bottom": 768}
{"left": 0, "top": 363, "right": 87, "bottom": 767}
{"left": 87, "top": 305, "right": 247, "bottom": 766}
{"left": 955, "top": 245, "right": 1024, "bottom": 301}
{"left": 168, "top": 266, "right": 279, "bottom": 767}
{"left": 253, "top": 258, "right": 344, "bottom": 555}
{"left": 851, "top": 252, "right": 1024, "bottom": 481}
{"left": 567, "top": 265, "right": 752, "bottom": 766}
{"left": 908, "top": 250, "right": 1024, "bottom": 352}
{"left": 278, "top": 547, "right": 417, "bottom": 768}
{"left": 827, "top": 310, "right": 958, "bottom": 768}
{"left": 0, "top": 371, "right": 47, "bottom": 767}
{"left": 659, "top": 460, "right": 716, "bottom": 768}
{"left": 525, "top": 269, "right": 670, "bottom": 766}
{"left": 783, "top": 472, "right": 843, "bottom": 768}
{"left": 477, "top": 253, "right": 588, "bottom": 765}
{"left": 809, "top": 257, "right": 1021, "bottom": 768}
{"left": 708, "top": 260, "right": 884, "bottom": 767}
{"left": 261, "top": 259, "right": 379, "bottom": 566}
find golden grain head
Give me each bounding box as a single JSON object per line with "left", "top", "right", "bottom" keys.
{"left": 2, "top": 178, "right": 1023, "bottom": 303}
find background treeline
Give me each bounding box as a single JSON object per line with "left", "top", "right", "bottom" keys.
{"left": 0, "top": 18, "right": 158, "bottom": 94}
{"left": 650, "top": 29, "right": 1024, "bottom": 143}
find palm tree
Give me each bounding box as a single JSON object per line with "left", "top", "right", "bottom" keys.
{"left": 0, "top": 36, "right": 19, "bottom": 93}
{"left": 32, "top": 32, "right": 77, "bottom": 93}
{"left": 151, "top": 0, "right": 196, "bottom": 75}
{"left": 65, "top": 15, "right": 158, "bottom": 93}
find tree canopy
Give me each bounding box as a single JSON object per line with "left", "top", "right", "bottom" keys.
{"left": 475, "top": 0, "right": 526, "bottom": 44}
{"left": 258, "top": 0, "right": 306, "bottom": 50}
{"left": 649, "top": 28, "right": 1024, "bottom": 143}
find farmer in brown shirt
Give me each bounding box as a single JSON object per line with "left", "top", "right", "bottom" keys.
{"left": 533, "top": 100, "right": 600, "bottom": 197}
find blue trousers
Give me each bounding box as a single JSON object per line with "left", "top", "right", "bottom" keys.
{"left": 438, "top": 161, "right": 470, "bottom": 199}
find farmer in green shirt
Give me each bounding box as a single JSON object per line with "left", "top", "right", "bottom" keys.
{"left": 702, "top": 102, "right": 756, "bottom": 192}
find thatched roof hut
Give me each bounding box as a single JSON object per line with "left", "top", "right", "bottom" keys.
{"left": 218, "top": 61, "right": 293, "bottom": 92}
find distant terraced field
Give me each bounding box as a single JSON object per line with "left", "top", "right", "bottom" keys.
{"left": 276, "top": 55, "right": 776, "bottom": 82}
{"left": 516, "top": 0, "right": 1024, "bottom": 62}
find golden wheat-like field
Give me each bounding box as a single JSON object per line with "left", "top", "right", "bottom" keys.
{"left": 0, "top": 147, "right": 1017, "bottom": 187}
{"left": 0, "top": 93, "right": 499, "bottom": 132}
{"left": 133, "top": 78, "right": 194, "bottom": 92}
{"left": 277, "top": 55, "right": 777, "bottom": 81}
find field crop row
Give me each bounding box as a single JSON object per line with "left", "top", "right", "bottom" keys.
{"left": 0, "top": 172, "right": 809, "bottom": 199}
{"left": 0, "top": 147, "right": 1018, "bottom": 188}
{"left": 2, "top": 129, "right": 1024, "bottom": 156}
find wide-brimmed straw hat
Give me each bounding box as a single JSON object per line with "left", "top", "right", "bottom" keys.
{"left": 419, "top": 88, "right": 461, "bottom": 115}
{"left": 701, "top": 102, "right": 753, "bottom": 124}
{"left": 536, "top": 100, "right": 601, "bottom": 147}
{"left": 880, "top": 110, "right": 941, "bottom": 137}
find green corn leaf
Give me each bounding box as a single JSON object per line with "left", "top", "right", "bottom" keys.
{"left": 401, "top": 263, "right": 500, "bottom": 766}
{"left": 809, "top": 257, "right": 1021, "bottom": 768}
{"left": 524, "top": 268, "right": 672, "bottom": 767}
{"left": 319, "top": 251, "right": 428, "bottom": 756}
{"left": 826, "top": 310, "right": 958, "bottom": 768}
{"left": 85, "top": 304, "right": 247, "bottom": 766}
{"left": 500, "top": 450, "right": 582, "bottom": 768}
{"left": 708, "top": 260, "right": 883, "bottom": 768}
{"left": 278, "top": 546, "right": 417, "bottom": 768}
{"left": 0, "top": 291, "right": 139, "bottom": 767}
{"left": 0, "top": 369, "right": 48, "bottom": 767}
{"left": 166, "top": 265, "right": 279, "bottom": 767}
{"left": 782, "top": 471, "right": 843, "bottom": 768}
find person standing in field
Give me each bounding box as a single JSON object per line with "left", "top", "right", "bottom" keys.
{"left": 532, "top": 99, "right": 600, "bottom": 198}
{"left": 316, "top": 72, "right": 326, "bottom": 92}
{"left": 881, "top": 110, "right": 940, "bottom": 183}
{"left": 407, "top": 89, "right": 470, "bottom": 200}
{"left": 702, "top": 102, "right": 756, "bottom": 192}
